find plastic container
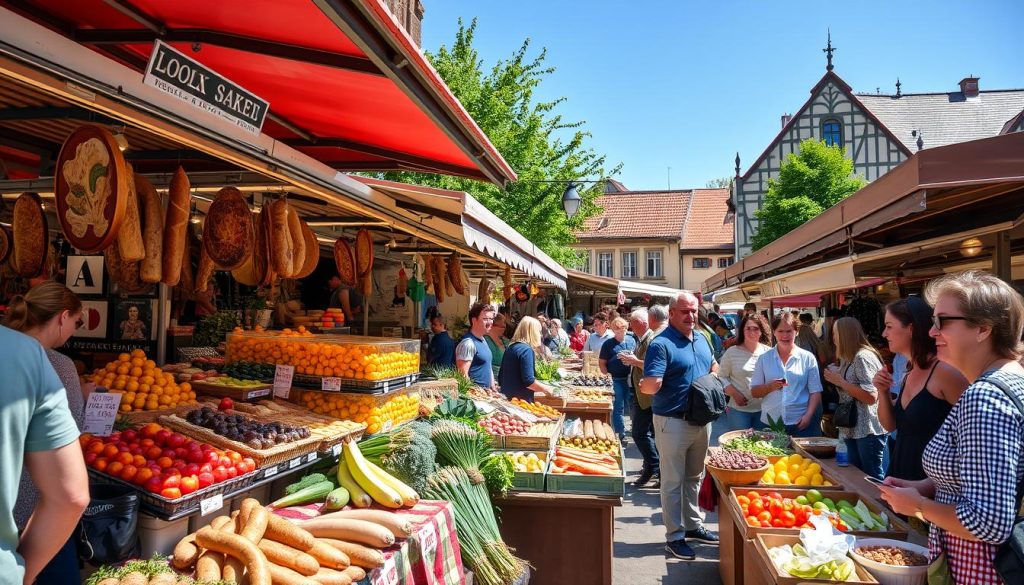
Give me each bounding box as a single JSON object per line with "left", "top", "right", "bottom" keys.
{"left": 188, "top": 496, "right": 233, "bottom": 532}
{"left": 849, "top": 538, "right": 929, "bottom": 585}
{"left": 298, "top": 387, "right": 420, "bottom": 435}
{"left": 226, "top": 331, "right": 420, "bottom": 381}
{"left": 836, "top": 440, "right": 850, "bottom": 466}
{"left": 137, "top": 513, "right": 190, "bottom": 557}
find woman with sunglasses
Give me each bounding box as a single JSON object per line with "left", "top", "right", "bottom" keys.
{"left": 718, "top": 314, "right": 772, "bottom": 431}
{"left": 485, "top": 312, "right": 511, "bottom": 383}
{"left": 879, "top": 271, "right": 1024, "bottom": 585}
{"left": 4, "top": 280, "right": 90, "bottom": 584}
{"left": 872, "top": 296, "right": 967, "bottom": 481}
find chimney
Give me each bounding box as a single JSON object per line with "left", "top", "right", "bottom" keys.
{"left": 781, "top": 113, "right": 792, "bottom": 128}
{"left": 383, "top": 0, "right": 425, "bottom": 46}
{"left": 959, "top": 76, "right": 980, "bottom": 98}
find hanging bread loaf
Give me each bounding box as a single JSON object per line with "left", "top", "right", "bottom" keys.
{"left": 196, "top": 245, "right": 215, "bottom": 293}
{"left": 0, "top": 225, "right": 10, "bottom": 265}
{"left": 478, "top": 274, "right": 491, "bottom": 303}
{"left": 333, "top": 238, "right": 357, "bottom": 287}
{"left": 117, "top": 165, "right": 145, "bottom": 262}
{"left": 422, "top": 255, "right": 434, "bottom": 293}
{"left": 448, "top": 253, "right": 466, "bottom": 295}
{"left": 12, "top": 193, "right": 48, "bottom": 278}
{"left": 104, "top": 238, "right": 122, "bottom": 283}
{"left": 285, "top": 205, "right": 305, "bottom": 278}
{"left": 135, "top": 174, "right": 164, "bottom": 283}
{"left": 257, "top": 206, "right": 274, "bottom": 287}
{"left": 294, "top": 220, "right": 319, "bottom": 279}
{"left": 355, "top": 229, "right": 373, "bottom": 278}
{"left": 231, "top": 214, "right": 260, "bottom": 286}
{"left": 361, "top": 272, "right": 373, "bottom": 297}
{"left": 162, "top": 166, "right": 191, "bottom": 286}
{"left": 268, "top": 199, "right": 294, "bottom": 277}
{"left": 203, "top": 187, "right": 254, "bottom": 271}
{"left": 177, "top": 232, "right": 196, "bottom": 296}
{"left": 118, "top": 258, "right": 149, "bottom": 294}
{"left": 433, "top": 256, "right": 446, "bottom": 303}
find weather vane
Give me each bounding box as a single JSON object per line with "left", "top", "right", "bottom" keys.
{"left": 823, "top": 30, "right": 836, "bottom": 71}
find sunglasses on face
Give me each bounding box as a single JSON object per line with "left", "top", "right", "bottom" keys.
{"left": 932, "top": 314, "right": 969, "bottom": 330}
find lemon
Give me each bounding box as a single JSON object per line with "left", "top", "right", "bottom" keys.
{"left": 808, "top": 463, "right": 822, "bottom": 474}
{"left": 823, "top": 480, "right": 833, "bottom": 487}
{"left": 788, "top": 464, "right": 802, "bottom": 476}
{"left": 788, "top": 453, "right": 804, "bottom": 464}
{"left": 812, "top": 473, "right": 825, "bottom": 484}
{"left": 795, "top": 476, "right": 810, "bottom": 486}
{"left": 776, "top": 472, "right": 792, "bottom": 484}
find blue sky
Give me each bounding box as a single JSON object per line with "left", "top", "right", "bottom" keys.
{"left": 420, "top": 1, "right": 1023, "bottom": 191}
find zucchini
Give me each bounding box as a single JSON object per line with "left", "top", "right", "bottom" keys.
{"left": 323, "top": 486, "right": 351, "bottom": 511}
{"left": 284, "top": 472, "right": 328, "bottom": 495}
{"left": 271, "top": 480, "right": 335, "bottom": 508}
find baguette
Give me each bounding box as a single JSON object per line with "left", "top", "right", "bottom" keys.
{"left": 257, "top": 205, "right": 275, "bottom": 286}
{"left": 311, "top": 509, "right": 413, "bottom": 538}
{"left": 263, "top": 512, "right": 316, "bottom": 551}
{"left": 299, "top": 518, "right": 394, "bottom": 548}
{"left": 117, "top": 164, "right": 146, "bottom": 262}
{"left": 162, "top": 166, "right": 191, "bottom": 285}
{"left": 317, "top": 538, "right": 384, "bottom": 569}
{"left": 177, "top": 232, "right": 196, "bottom": 296}
{"left": 258, "top": 539, "right": 320, "bottom": 576}
{"left": 135, "top": 174, "right": 164, "bottom": 283}
{"left": 285, "top": 205, "right": 305, "bottom": 278}
{"left": 269, "top": 199, "right": 294, "bottom": 277}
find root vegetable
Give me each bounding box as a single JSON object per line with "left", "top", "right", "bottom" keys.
{"left": 584, "top": 419, "right": 595, "bottom": 440}
{"left": 313, "top": 509, "right": 414, "bottom": 538}
{"left": 300, "top": 518, "right": 395, "bottom": 548}
{"left": 264, "top": 513, "right": 316, "bottom": 551}
{"left": 195, "top": 526, "right": 271, "bottom": 585}
{"left": 171, "top": 533, "right": 200, "bottom": 569}
{"left": 259, "top": 539, "right": 320, "bottom": 576}
{"left": 318, "top": 538, "right": 385, "bottom": 569}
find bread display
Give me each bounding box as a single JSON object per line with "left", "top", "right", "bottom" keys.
{"left": 135, "top": 173, "right": 164, "bottom": 283}
{"left": 117, "top": 163, "right": 146, "bottom": 262}
{"left": 53, "top": 125, "right": 128, "bottom": 253}
{"left": 355, "top": 228, "right": 373, "bottom": 277}
{"left": 333, "top": 238, "right": 356, "bottom": 286}
{"left": 294, "top": 220, "right": 319, "bottom": 279}
{"left": 203, "top": 187, "right": 254, "bottom": 270}
{"left": 256, "top": 206, "right": 274, "bottom": 287}
{"left": 285, "top": 205, "right": 305, "bottom": 278}
{"left": 12, "top": 192, "right": 48, "bottom": 278}
{"left": 162, "top": 166, "right": 191, "bottom": 285}
{"left": 196, "top": 245, "right": 215, "bottom": 293}
{"left": 268, "top": 199, "right": 294, "bottom": 277}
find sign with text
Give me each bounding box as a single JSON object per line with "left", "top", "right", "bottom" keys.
{"left": 144, "top": 40, "right": 268, "bottom": 135}
{"left": 66, "top": 255, "right": 104, "bottom": 295}
{"left": 321, "top": 377, "right": 342, "bottom": 392}
{"left": 274, "top": 364, "right": 294, "bottom": 399}
{"left": 83, "top": 392, "right": 123, "bottom": 436}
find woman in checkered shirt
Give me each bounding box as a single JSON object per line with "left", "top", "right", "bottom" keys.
{"left": 879, "top": 271, "right": 1024, "bottom": 584}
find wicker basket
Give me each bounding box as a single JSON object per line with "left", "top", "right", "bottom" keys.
{"left": 158, "top": 414, "right": 322, "bottom": 467}
{"left": 87, "top": 466, "right": 259, "bottom": 518}
{"left": 705, "top": 462, "right": 770, "bottom": 487}
{"left": 117, "top": 402, "right": 201, "bottom": 426}
{"left": 234, "top": 400, "right": 366, "bottom": 453}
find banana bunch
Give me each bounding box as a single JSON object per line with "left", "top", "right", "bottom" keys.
{"left": 505, "top": 451, "right": 546, "bottom": 473}
{"left": 337, "top": 440, "right": 419, "bottom": 509}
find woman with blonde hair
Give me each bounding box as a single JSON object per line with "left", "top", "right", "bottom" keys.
{"left": 823, "top": 316, "right": 887, "bottom": 479}
{"left": 498, "top": 316, "right": 554, "bottom": 402}
{"left": 880, "top": 271, "right": 1024, "bottom": 584}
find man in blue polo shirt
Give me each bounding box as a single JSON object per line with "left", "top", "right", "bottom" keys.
{"left": 456, "top": 302, "right": 496, "bottom": 389}
{"left": 641, "top": 291, "right": 719, "bottom": 560}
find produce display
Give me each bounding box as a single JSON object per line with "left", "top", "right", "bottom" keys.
{"left": 183, "top": 407, "right": 311, "bottom": 449}
{"left": 337, "top": 440, "right": 419, "bottom": 509}
{"left": 558, "top": 418, "right": 621, "bottom": 456}
{"left": 853, "top": 545, "right": 927, "bottom": 566}
{"left": 226, "top": 330, "right": 419, "bottom": 380}
{"left": 762, "top": 452, "right": 834, "bottom": 486}
{"left": 534, "top": 359, "right": 561, "bottom": 382}
{"left": 505, "top": 451, "right": 546, "bottom": 473}
{"left": 706, "top": 447, "right": 768, "bottom": 469}
{"left": 466, "top": 386, "right": 504, "bottom": 400}
{"left": 767, "top": 541, "right": 858, "bottom": 581}
{"left": 81, "top": 423, "right": 255, "bottom": 499}
{"left": 86, "top": 349, "right": 197, "bottom": 412}
{"left": 570, "top": 388, "right": 612, "bottom": 403}
{"left": 192, "top": 355, "right": 226, "bottom": 369}
{"left": 736, "top": 489, "right": 890, "bottom": 532}
{"left": 431, "top": 420, "right": 515, "bottom": 498}
{"left": 509, "top": 397, "right": 560, "bottom": 420}
{"left": 191, "top": 376, "right": 269, "bottom": 390}
{"left": 549, "top": 446, "right": 621, "bottom": 476}
{"left": 233, "top": 400, "right": 366, "bottom": 447}
{"left": 299, "top": 389, "right": 420, "bottom": 435}
{"left": 356, "top": 421, "right": 436, "bottom": 493}
{"left": 566, "top": 374, "right": 611, "bottom": 388}
{"left": 722, "top": 428, "right": 793, "bottom": 456}
{"left": 219, "top": 361, "right": 276, "bottom": 380}
{"left": 480, "top": 412, "right": 531, "bottom": 436}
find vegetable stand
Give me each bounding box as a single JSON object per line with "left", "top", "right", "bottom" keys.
{"left": 555, "top": 401, "right": 612, "bottom": 425}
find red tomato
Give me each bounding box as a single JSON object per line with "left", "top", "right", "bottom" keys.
{"left": 746, "top": 516, "right": 759, "bottom": 526}
{"left": 226, "top": 466, "right": 238, "bottom": 479}
{"left": 197, "top": 472, "right": 215, "bottom": 488}
{"left": 769, "top": 500, "right": 784, "bottom": 517}
{"left": 227, "top": 451, "right": 242, "bottom": 464}
{"left": 771, "top": 519, "right": 784, "bottom": 527}
{"left": 768, "top": 492, "right": 783, "bottom": 500}
{"left": 736, "top": 495, "right": 751, "bottom": 507}
{"left": 180, "top": 476, "right": 199, "bottom": 495}
{"left": 749, "top": 499, "right": 765, "bottom": 515}
{"left": 160, "top": 487, "right": 182, "bottom": 499}
{"left": 756, "top": 511, "right": 772, "bottom": 524}
{"left": 740, "top": 506, "right": 749, "bottom": 517}
{"left": 760, "top": 521, "right": 773, "bottom": 528}
{"left": 241, "top": 458, "right": 256, "bottom": 473}
{"left": 779, "top": 511, "right": 797, "bottom": 528}
{"left": 212, "top": 466, "right": 228, "bottom": 483}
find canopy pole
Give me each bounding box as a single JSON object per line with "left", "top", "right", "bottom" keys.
{"left": 156, "top": 283, "right": 169, "bottom": 365}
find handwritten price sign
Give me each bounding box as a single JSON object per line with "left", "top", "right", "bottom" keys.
{"left": 83, "top": 392, "right": 123, "bottom": 436}
{"left": 273, "top": 364, "right": 294, "bottom": 399}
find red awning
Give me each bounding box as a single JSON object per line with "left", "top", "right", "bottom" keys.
{"left": 0, "top": 0, "right": 515, "bottom": 185}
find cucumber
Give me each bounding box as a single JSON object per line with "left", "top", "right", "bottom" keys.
{"left": 271, "top": 480, "right": 335, "bottom": 508}
{"left": 284, "top": 472, "right": 328, "bottom": 495}
{"left": 323, "top": 486, "right": 351, "bottom": 511}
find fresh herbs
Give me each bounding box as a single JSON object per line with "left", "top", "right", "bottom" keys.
{"left": 722, "top": 426, "right": 793, "bottom": 456}
{"left": 534, "top": 359, "right": 562, "bottom": 382}
{"left": 192, "top": 310, "right": 241, "bottom": 347}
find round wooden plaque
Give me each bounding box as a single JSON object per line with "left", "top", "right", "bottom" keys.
{"left": 54, "top": 125, "right": 128, "bottom": 253}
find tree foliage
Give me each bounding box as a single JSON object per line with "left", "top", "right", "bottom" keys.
{"left": 752, "top": 139, "right": 865, "bottom": 251}
{"left": 376, "top": 18, "right": 619, "bottom": 265}
{"left": 706, "top": 176, "right": 734, "bottom": 189}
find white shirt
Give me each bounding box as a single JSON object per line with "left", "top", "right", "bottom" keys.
{"left": 751, "top": 345, "right": 822, "bottom": 425}
{"left": 583, "top": 330, "right": 612, "bottom": 353}
{"left": 718, "top": 343, "right": 770, "bottom": 413}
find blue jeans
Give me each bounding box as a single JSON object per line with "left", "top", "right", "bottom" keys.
{"left": 845, "top": 434, "right": 888, "bottom": 481}
{"left": 724, "top": 408, "right": 766, "bottom": 432}
{"left": 34, "top": 534, "right": 80, "bottom": 584}
{"left": 612, "top": 377, "right": 631, "bottom": 439}
{"left": 631, "top": 405, "right": 659, "bottom": 473}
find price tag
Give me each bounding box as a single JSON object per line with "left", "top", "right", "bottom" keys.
{"left": 289, "top": 458, "right": 301, "bottom": 469}
{"left": 321, "top": 377, "right": 342, "bottom": 392}
{"left": 273, "top": 364, "right": 295, "bottom": 399}
{"left": 381, "top": 420, "right": 394, "bottom": 433}
{"left": 83, "top": 392, "right": 123, "bottom": 436}
{"left": 247, "top": 388, "right": 271, "bottom": 399}
{"left": 306, "top": 452, "right": 317, "bottom": 463}
{"left": 264, "top": 465, "right": 278, "bottom": 479}
{"left": 375, "top": 555, "right": 399, "bottom": 585}
{"left": 200, "top": 493, "right": 224, "bottom": 516}
{"left": 331, "top": 443, "right": 342, "bottom": 456}
{"left": 417, "top": 522, "right": 437, "bottom": 558}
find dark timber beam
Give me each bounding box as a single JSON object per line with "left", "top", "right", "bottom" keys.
{"left": 285, "top": 137, "right": 478, "bottom": 178}
{"left": 0, "top": 106, "right": 121, "bottom": 125}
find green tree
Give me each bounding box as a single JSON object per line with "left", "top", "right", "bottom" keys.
{"left": 751, "top": 139, "right": 865, "bottom": 250}
{"left": 377, "top": 18, "right": 619, "bottom": 265}
{"left": 706, "top": 176, "right": 734, "bottom": 189}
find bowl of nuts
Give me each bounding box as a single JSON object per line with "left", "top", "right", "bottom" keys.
{"left": 704, "top": 447, "right": 770, "bottom": 486}
{"left": 850, "top": 538, "right": 929, "bottom": 585}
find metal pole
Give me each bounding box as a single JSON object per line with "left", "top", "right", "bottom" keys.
{"left": 995, "top": 231, "right": 1012, "bottom": 283}
{"left": 156, "top": 282, "right": 169, "bottom": 365}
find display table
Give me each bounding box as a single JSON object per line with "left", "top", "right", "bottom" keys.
{"left": 275, "top": 500, "right": 466, "bottom": 585}
{"left": 558, "top": 402, "right": 612, "bottom": 425}
{"left": 495, "top": 491, "right": 621, "bottom": 585}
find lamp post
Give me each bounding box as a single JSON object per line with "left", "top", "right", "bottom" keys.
{"left": 562, "top": 181, "right": 582, "bottom": 219}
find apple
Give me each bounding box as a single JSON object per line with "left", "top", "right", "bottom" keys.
{"left": 218, "top": 397, "right": 234, "bottom": 412}
{"left": 154, "top": 430, "right": 171, "bottom": 446}
{"left": 180, "top": 476, "right": 199, "bottom": 495}
{"left": 183, "top": 463, "right": 200, "bottom": 477}
{"left": 121, "top": 429, "right": 138, "bottom": 443}
{"left": 174, "top": 447, "right": 189, "bottom": 459}
{"left": 197, "top": 471, "right": 215, "bottom": 489}
{"left": 212, "top": 466, "right": 228, "bottom": 483}
{"left": 226, "top": 466, "right": 238, "bottom": 479}
{"left": 167, "top": 433, "right": 187, "bottom": 449}
{"left": 144, "top": 475, "right": 164, "bottom": 494}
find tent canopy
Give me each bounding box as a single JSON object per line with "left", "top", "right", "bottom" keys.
{"left": 565, "top": 270, "right": 680, "bottom": 299}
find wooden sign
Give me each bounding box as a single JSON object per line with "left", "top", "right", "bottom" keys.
{"left": 54, "top": 125, "right": 128, "bottom": 253}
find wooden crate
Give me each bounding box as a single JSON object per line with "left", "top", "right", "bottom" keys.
{"left": 190, "top": 380, "right": 273, "bottom": 402}
{"left": 750, "top": 533, "right": 879, "bottom": 584}
{"left": 503, "top": 414, "right": 563, "bottom": 451}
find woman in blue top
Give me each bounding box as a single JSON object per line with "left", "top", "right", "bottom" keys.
{"left": 600, "top": 317, "right": 638, "bottom": 441}
{"left": 498, "top": 317, "right": 554, "bottom": 402}
{"left": 750, "top": 312, "right": 823, "bottom": 437}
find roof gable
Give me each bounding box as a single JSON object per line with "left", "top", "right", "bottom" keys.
{"left": 576, "top": 190, "right": 690, "bottom": 240}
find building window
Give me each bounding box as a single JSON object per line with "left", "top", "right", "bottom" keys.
{"left": 822, "top": 119, "right": 842, "bottom": 147}
{"left": 598, "top": 252, "right": 613, "bottom": 277}
{"left": 621, "top": 251, "right": 637, "bottom": 278}
{"left": 577, "top": 250, "right": 591, "bottom": 273}
{"left": 693, "top": 257, "right": 711, "bottom": 269}
{"left": 718, "top": 257, "right": 733, "bottom": 269}
{"left": 646, "top": 250, "right": 663, "bottom": 278}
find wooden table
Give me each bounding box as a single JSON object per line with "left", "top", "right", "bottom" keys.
{"left": 558, "top": 402, "right": 612, "bottom": 425}
{"left": 496, "top": 491, "right": 621, "bottom": 585}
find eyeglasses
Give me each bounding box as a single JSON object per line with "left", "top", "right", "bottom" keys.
{"left": 932, "top": 315, "right": 969, "bottom": 330}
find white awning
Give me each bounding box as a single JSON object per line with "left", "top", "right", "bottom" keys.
{"left": 565, "top": 270, "right": 679, "bottom": 299}
{"left": 710, "top": 286, "right": 748, "bottom": 304}
{"left": 617, "top": 280, "right": 681, "bottom": 298}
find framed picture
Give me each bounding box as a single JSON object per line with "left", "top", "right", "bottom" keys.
{"left": 74, "top": 300, "right": 108, "bottom": 339}
{"left": 66, "top": 255, "right": 105, "bottom": 295}
{"left": 113, "top": 299, "right": 153, "bottom": 341}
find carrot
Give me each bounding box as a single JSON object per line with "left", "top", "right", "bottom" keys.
{"left": 556, "top": 446, "right": 616, "bottom": 464}
{"left": 555, "top": 451, "right": 619, "bottom": 470}
{"left": 264, "top": 512, "right": 316, "bottom": 551}
{"left": 299, "top": 518, "right": 395, "bottom": 548}
{"left": 308, "top": 539, "right": 351, "bottom": 570}
{"left": 553, "top": 457, "right": 619, "bottom": 476}
{"left": 312, "top": 509, "right": 414, "bottom": 538}
{"left": 267, "top": 563, "right": 320, "bottom": 585}
{"left": 259, "top": 538, "right": 320, "bottom": 576}
{"left": 318, "top": 538, "right": 385, "bottom": 569}
{"left": 195, "top": 526, "right": 272, "bottom": 585}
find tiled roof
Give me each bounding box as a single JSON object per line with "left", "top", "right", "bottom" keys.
{"left": 682, "top": 188, "right": 734, "bottom": 250}
{"left": 604, "top": 178, "right": 630, "bottom": 193}
{"left": 857, "top": 89, "right": 1024, "bottom": 150}
{"left": 576, "top": 190, "right": 690, "bottom": 240}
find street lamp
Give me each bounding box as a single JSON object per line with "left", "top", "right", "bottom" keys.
{"left": 562, "top": 181, "right": 582, "bottom": 219}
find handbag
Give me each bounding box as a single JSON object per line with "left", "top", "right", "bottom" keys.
{"left": 78, "top": 483, "right": 141, "bottom": 565}
{"left": 984, "top": 375, "right": 1024, "bottom": 582}
{"left": 832, "top": 364, "right": 858, "bottom": 428}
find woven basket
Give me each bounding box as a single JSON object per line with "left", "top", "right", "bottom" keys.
{"left": 159, "top": 413, "right": 322, "bottom": 467}
{"left": 212, "top": 400, "right": 365, "bottom": 453}
{"left": 705, "top": 461, "right": 770, "bottom": 487}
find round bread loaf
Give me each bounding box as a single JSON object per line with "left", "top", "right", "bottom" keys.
{"left": 333, "top": 238, "right": 356, "bottom": 286}
{"left": 294, "top": 220, "right": 319, "bottom": 279}
{"left": 355, "top": 229, "right": 374, "bottom": 277}
{"left": 12, "top": 192, "right": 48, "bottom": 278}
{"left": 203, "top": 187, "right": 254, "bottom": 270}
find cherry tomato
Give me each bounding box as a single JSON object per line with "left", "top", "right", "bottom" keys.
{"left": 757, "top": 511, "right": 772, "bottom": 524}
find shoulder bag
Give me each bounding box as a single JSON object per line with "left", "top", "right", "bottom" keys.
{"left": 832, "top": 364, "right": 858, "bottom": 428}
{"left": 985, "top": 375, "right": 1024, "bottom": 583}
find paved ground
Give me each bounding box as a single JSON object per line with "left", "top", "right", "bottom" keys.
{"left": 612, "top": 417, "right": 730, "bottom": 585}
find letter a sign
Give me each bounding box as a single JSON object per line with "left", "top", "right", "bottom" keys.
{"left": 66, "top": 255, "right": 105, "bottom": 295}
